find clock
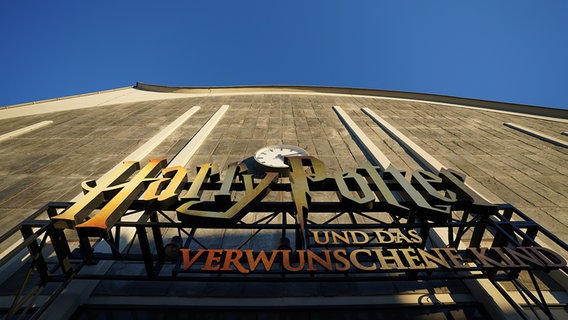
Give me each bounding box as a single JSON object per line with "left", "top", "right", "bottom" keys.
{"left": 254, "top": 145, "right": 309, "bottom": 174}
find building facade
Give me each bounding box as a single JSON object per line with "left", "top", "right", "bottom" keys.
{"left": 0, "top": 83, "right": 567, "bottom": 319}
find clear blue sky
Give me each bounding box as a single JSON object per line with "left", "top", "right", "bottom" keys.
{"left": 1, "top": 1, "right": 567, "bottom": 109}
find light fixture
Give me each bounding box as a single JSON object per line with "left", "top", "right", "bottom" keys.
{"left": 164, "top": 236, "right": 183, "bottom": 260}
{"left": 276, "top": 237, "right": 292, "bottom": 251}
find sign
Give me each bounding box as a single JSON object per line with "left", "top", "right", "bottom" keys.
{"left": 48, "top": 155, "right": 567, "bottom": 276}
{"left": 51, "top": 156, "right": 492, "bottom": 236}
{"left": 178, "top": 243, "right": 565, "bottom": 274}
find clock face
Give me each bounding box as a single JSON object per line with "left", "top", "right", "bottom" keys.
{"left": 254, "top": 145, "right": 309, "bottom": 169}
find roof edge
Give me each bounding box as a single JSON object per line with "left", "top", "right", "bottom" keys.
{"left": 135, "top": 82, "right": 568, "bottom": 120}
{"left": 0, "top": 87, "right": 131, "bottom": 110}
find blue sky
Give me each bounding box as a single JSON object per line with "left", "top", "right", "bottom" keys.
{"left": 1, "top": 1, "right": 567, "bottom": 109}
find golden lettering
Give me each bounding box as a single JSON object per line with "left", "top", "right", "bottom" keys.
{"left": 373, "top": 249, "right": 407, "bottom": 270}
{"left": 176, "top": 171, "right": 278, "bottom": 225}
{"left": 408, "top": 229, "right": 422, "bottom": 243}
{"left": 282, "top": 250, "right": 305, "bottom": 272}
{"left": 181, "top": 248, "right": 206, "bottom": 270}
{"left": 220, "top": 249, "right": 249, "bottom": 274}
{"left": 384, "top": 165, "right": 450, "bottom": 222}
{"left": 438, "top": 248, "right": 468, "bottom": 269}
{"left": 202, "top": 249, "right": 223, "bottom": 271}
{"left": 334, "top": 171, "right": 374, "bottom": 207}
{"left": 356, "top": 163, "right": 408, "bottom": 214}
{"left": 173, "top": 246, "right": 567, "bottom": 275}
{"left": 395, "top": 231, "right": 412, "bottom": 243}
{"left": 349, "top": 231, "right": 370, "bottom": 245}
{"left": 74, "top": 158, "right": 167, "bottom": 237}
{"left": 439, "top": 168, "right": 497, "bottom": 212}
{"left": 374, "top": 230, "right": 395, "bottom": 244}
{"left": 54, "top": 155, "right": 493, "bottom": 235}
{"left": 306, "top": 250, "right": 333, "bottom": 271}
{"left": 143, "top": 166, "right": 188, "bottom": 207}
{"left": 215, "top": 162, "right": 247, "bottom": 204}
{"left": 504, "top": 247, "right": 545, "bottom": 267}
{"left": 312, "top": 231, "right": 329, "bottom": 245}
{"left": 287, "top": 156, "right": 327, "bottom": 246}
{"left": 489, "top": 247, "right": 521, "bottom": 267}
{"left": 411, "top": 170, "right": 456, "bottom": 205}
{"left": 399, "top": 248, "right": 425, "bottom": 269}
{"left": 333, "top": 249, "right": 351, "bottom": 271}
{"left": 245, "top": 250, "right": 279, "bottom": 272}
{"left": 331, "top": 231, "right": 351, "bottom": 245}
{"left": 52, "top": 160, "right": 164, "bottom": 230}
{"left": 467, "top": 247, "right": 507, "bottom": 268}
{"left": 181, "top": 163, "right": 219, "bottom": 201}
{"left": 524, "top": 247, "right": 567, "bottom": 268}
{"left": 350, "top": 249, "right": 376, "bottom": 271}
{"left": 416, "top": 248, "right": 450, "bottom": 269}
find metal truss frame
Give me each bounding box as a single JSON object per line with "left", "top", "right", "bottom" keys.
{"left": 1, "top": 200, "right": 567, "bottom": 319}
